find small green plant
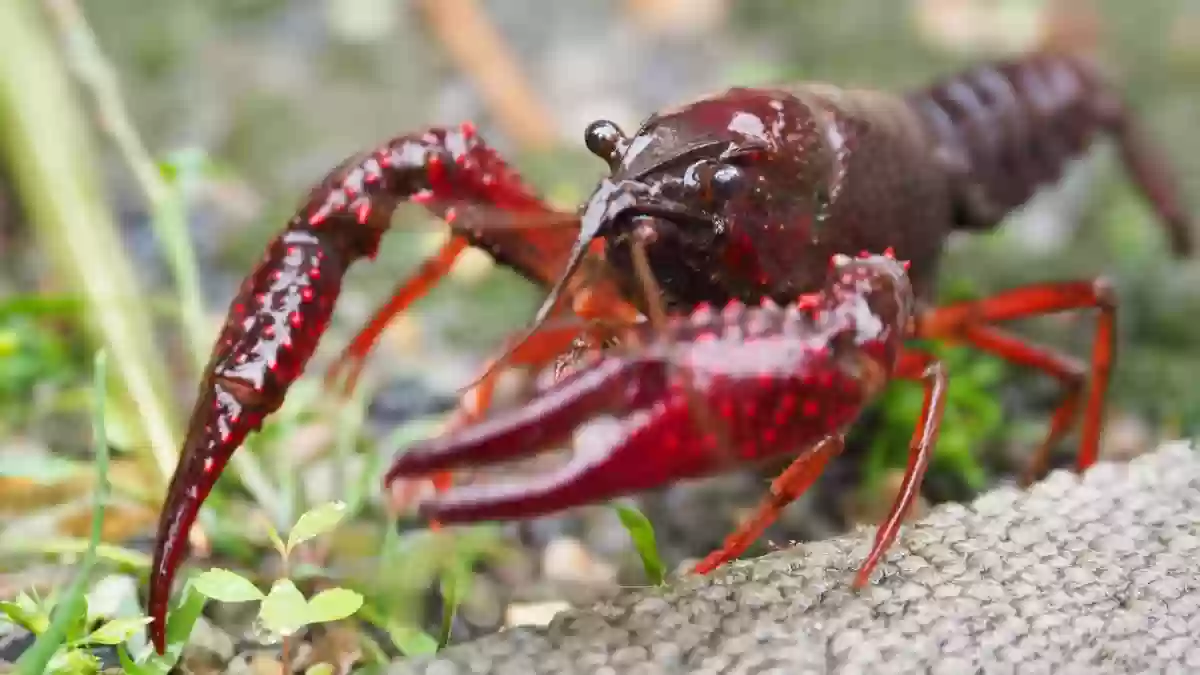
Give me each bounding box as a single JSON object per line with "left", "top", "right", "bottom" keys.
{"left": 0, "top": 351, "right": 207, "bottom": 675}
{"left": 187, "top": 500, "right": 364, "bottom": 665}
{"left": 115, "top": 581, "right": 209, "bottom": 675}
{"left": 612, "top": 503, "right": 666, "bottom": 586}
{"left": 1, "top": 588, "right": 151, "bottom": 675}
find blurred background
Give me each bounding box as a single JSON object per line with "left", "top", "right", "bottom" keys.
{"left": 1, "top": 0, "right": 1199, "bottom": 671}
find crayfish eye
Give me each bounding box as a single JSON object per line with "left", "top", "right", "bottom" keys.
{"left": 584, "top": 119, "right": 626, "bottom": 166}
{"left": 687, "top": 161, "right": 746, "bottom": 203}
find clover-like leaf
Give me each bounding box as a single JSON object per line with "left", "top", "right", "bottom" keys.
{"left": 305, "top": 663, "right": 335, "bottom": 675}
{"left": 258, "top": 580, "right": 309, "bottom": 637}
{"left": 305, "top": 587, "right": 363, "bottom": 625}
{"left": 192, "top": 569, "right": 264, "bottom": 603}
{"left": 286, "top": 501, "right": 348, "bottom": 554}
{"left": 83, "top": 616, "right": 153, "bottom": 645}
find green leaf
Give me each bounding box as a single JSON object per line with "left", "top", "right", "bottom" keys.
{"left": 437, "top": 561, "right": 470, "bottom": 650}
{"left": 612, "top": 503, "right": 666, "bottom": 585}
{"left": 81, "top": 616, "right": 153, "bottom": 645}
{"left": 305, "top": 588, "right": 363, "bottom": 624}
{"left": 0, "top": 600, "right": 49, "bottom": 634}
{"left": 358, "top": 603, "right": 439, "bottom": 657}
{"left": 117, "top": 644, "right": 152, "bottom": 675}
{"left": 258, "top": 580, "right": 310, "bottom": 637}
{"left": 149, "top": 580, "right": 210, "bottom": 670}
{"left": 386, "top": 622, "right": 439, "bottom": 656}
{"left": 192, "top": 569, "right": 264, "bottom": 603}
{"left": 286, "top": 501, "right": 348, "bottom": 554}
{"left": 305, "top": 663, "right": 335, "bottom": 675}
{"left": 262, "top": 517, "right": 287, "bottom": 558}
{"left": 63, "top": 596, "right": 89, "bottom": 642}
{"left": 46, "top": 648, "right": 100, "bottom": 675}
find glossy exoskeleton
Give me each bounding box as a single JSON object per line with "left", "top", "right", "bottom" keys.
{"left": 146, "top": 50, "right": 1189, "bottom": 652}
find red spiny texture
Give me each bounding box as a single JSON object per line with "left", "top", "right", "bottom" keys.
{"left": 148, "top": 229, "right": 342, "bottom": 652}
{"left": 147, "top": 125, "right": 602, "bottom": 655}
{"left": 384, "top": 254, "right": 914, "bottom": 524}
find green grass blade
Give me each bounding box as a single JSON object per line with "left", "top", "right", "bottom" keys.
{"left": 612, "top": 503, "right": 666, "bottom": 586}
{"left": 0, "top": 0, "right": 179, "bottom": 482}
{"left": 15, "top": 351, "right": 111, "bottom": 674}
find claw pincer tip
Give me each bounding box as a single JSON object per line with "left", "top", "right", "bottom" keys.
{"left": 147, "top": 382, "right": 264, "bottom": 653}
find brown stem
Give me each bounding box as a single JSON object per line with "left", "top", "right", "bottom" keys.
{"left": 415, "top": 0, "right": 557, "bottom": 151}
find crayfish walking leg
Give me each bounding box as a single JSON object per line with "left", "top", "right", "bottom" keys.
{"left": 693, "top": 348, "right": 948, "bottom": 585}
{"left": 916, "top": 278, "right": 1116, "bottom": 484}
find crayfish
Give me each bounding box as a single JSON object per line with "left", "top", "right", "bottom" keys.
{"left": 145, "top": 49, "right": 1192, "bottom": 653}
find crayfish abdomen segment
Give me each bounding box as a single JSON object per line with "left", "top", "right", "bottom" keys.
{"left": 910, "top": 52, "right": 1194, "bottom": 253}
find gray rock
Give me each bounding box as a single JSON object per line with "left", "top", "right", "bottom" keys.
{"left": 383, "top": 441, "right": 1200, "bottom": 674}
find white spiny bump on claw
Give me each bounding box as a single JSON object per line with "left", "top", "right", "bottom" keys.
{"left": 746, "top": 308, "right": 773, "bottom": 338}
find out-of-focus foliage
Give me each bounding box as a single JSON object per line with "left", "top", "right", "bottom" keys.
{"left": 0, "top": 297, "right": 90, "bottom": 434}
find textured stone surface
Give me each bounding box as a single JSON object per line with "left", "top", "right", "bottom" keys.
{"left": 385, "top": 441, "right": 1200, "bottom": 674}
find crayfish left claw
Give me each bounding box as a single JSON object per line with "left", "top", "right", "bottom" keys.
{"left": 383, "top": 359, "right": 634, "bottom": 480}
{"left": 398, "top": 394, "right": 702, "bottom": 523}
{"left": 384, "top": 356, "right": 703, "bottom": 521}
